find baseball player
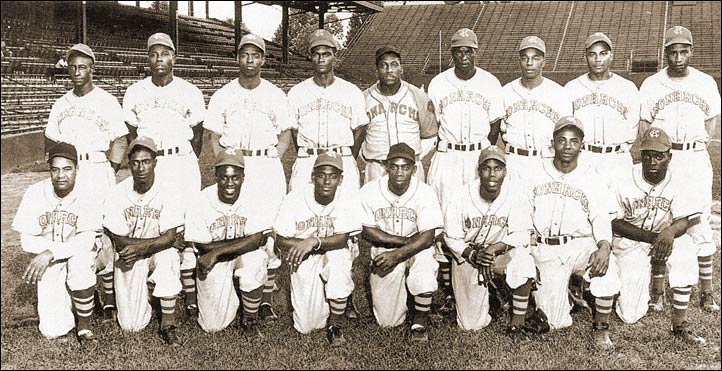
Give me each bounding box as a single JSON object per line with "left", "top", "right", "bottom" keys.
{"left": 525, "top": 116, "right": 621, "bottom": 350}
{"left": 44, "top": 43, "right": 128, "bottom": 321}
{"left": 499, "top": 36, "right": 572, "bottom": 182}
{"left": 286, "top": 29, "right": 367, "bottom": 193}
{"left": 637, "top": 26, "right": 721, "bottom": 313}
{"left": 184, "top": 149, "right": 272, "bottom": 334}
{"left": 426, "top": 28, "right": 505, "bottom": 316}
{"left": 204, "top": 34, "right": 290, "bottom": 321}
{"left": 274, "top": 152, "right": 362, "bottom": 347}
{"left": 565, "top": 33, "right": 639, "bottom": 184}
{"left": 123, "top": 33, "right": 207, "bottom": 316}
{"left": 443, "top": 146, "right": 536, "bottom": 333}
{"left": 103, "top": 137, "right": 184, "bottom": 346}
{"left": 360, "top": 143, "right": 443, "bottom": 342}
{"left": 611, "top": 127, "right": 705, "bottom": 345}
{"left": 12, "top": 143, "right": 104, "bottom": 345}
{"left": 360, "top": 45, "right": 438, "bottom": 183}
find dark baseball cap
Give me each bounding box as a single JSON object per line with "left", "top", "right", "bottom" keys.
{"left": 386, "top": 143, "right": 415, "bottom": 163}
{"left": 553, "top": 116, "right": 585, "bottom": 136}
{"left": 215, "top": 148, "right": 245, "bottom": 169}
{"left": 128, "top": 136, "right": 158, "bottom": 155}
{"left": 314, "top": 152, "right": 343, "bottom": 172}
{"left": 375, "top": 45, "right": 401, "bottom": 64}
{"left": 47, "top": 142, "right": 78, "bottom": 163}
{"left": 478, "top": 146, "right": 506, "bottom": 165}
{"left": 639, "top": 127, "right": 672, "bottom": 152}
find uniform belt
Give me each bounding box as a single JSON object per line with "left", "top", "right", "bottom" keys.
{"left": 506, "top": 145, "right": 540, "bottom": 157}
{"left": 302, "top": 146, "right": 352, "bottom": 156}
{"left": 77, "top": 151, "right": 107, "bottom": 162}
{"left": 536, "top": 235, "right": 574, "bottom": 245}
{"left": 241, "top": 149, "right": 269, "bottom": 157}
{"left": 440, "top": 142, "right": 485, "bottom": 151}
{"left": 156, "top": 147, "right": 181, "bottom": 156}
{"left": 583, "top": 143, "right": 623, "bottom": 153}
{"left": 671, "top": 142, "right": 703, "bottom": 151}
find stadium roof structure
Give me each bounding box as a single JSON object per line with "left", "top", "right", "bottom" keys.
{"left": 257, "top": 1, "right": 384, "bottom": 14}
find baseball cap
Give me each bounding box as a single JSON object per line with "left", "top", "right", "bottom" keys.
{"left": 519, "top": 36, "right": 546, "bottom": 54}
{"left": 451, "top": 28, "right": 478, "bottom": 49}
{"left": 375, "top": 45, "right": 401, "bottom": 64}
{"left": 664, "top": 26, "right": 693, "bottom": 48}
{"left": 238, "top": 33, "right": 265, "bottom": 54}
{"left": 67, "top": 43, "right": 95, "bottom": 62}
{"left": 639, "top": 127, "right": 672, "bottom": 152}
{"left": 553, "top": 116, "right": 584, "bottom": 136}
{"left": 128, "top": 136, "right": 158, "bottom": 155}
{"left": 147, "top": 32, "right": 175, "bottom": 52}
{"left": 585, "top": 32, "right": 613, "bottom": 50}
{"left": 214, "top": 148, "right": 245, "bottom": 169}
{"left": 47, "top": 142, "right": 78, "bottom": 163}
{"left": 386, "top": 143, "right": 416, "bottom": 163}
{"left": 313, "top": 152, "right": 343, "bottom": 172}
{"left": 308, "top": 29, "right": 339, "bottom": 52}
{"left": 478, "top": 146, "right": 506, "bottom": 165}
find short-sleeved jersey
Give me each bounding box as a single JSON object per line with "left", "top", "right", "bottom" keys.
{"left": 12, "top": 179, "right": 101, "bottom": 247}
{"left": 204, "top": 78, "right": 291, "bottom": 150}
{"left": 613, "top": 164, "right": 700, "bottom": 233}
{"left": 640, "top": 67, "right": 721, "bottom": 143}
{"left": 565, "top": 73, "right": 640, "bottom": 146}
{"left": 274, "top": 185, "right": 362, "bottom": 239}
{"left": 501, "top": 78, "right": 572, "bottom": 153}
{"left": 287, "top": 77, "right": 367, "bottom": 148}
{"left": 427, "top": 67, "right": 504, "bottom": 144}
{"left": 360, "top": 176, "right": 443, "bottom": 238}
{"left": 444, "top": 180, "right": 532, "bottom": 251}
{"left": 184, "top": 184, "right": 271, "bottom": 244}
{"left": 46, "top": 87, "right": 128, "bottom": 153}
{"left": 363, "top": 81, "right": 438, "bottom": 160}
{"left": 526, "top": 160, "right": 614, "bottom": 242}
{"left": 103, "top": 178, "right": 184, "bottom": 238}
{"left": 123, "top": 76, "right": 206, "bottom": 150}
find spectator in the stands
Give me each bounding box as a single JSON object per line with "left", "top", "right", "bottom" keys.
{"left": 1, "top": 41, "right": 12, "bottom": 61}
{"left": 46, "top": 55, "right": 68, "bottom": 83}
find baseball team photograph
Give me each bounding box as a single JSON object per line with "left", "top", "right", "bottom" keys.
{"left": 1, "top": 1, "right": 720, "bottom": 369}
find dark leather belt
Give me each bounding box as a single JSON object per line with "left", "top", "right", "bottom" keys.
{"left": 305, "top": 147, "right": 351, "bottom": 156}
{"left": 442, "top": 142, "right": 485, "bottom": 151}
{"left": 156, "top": 147, "right": 180, "bottom": 156}
{"left": 583, "top": 143, "right": 622, "bottom": 153}
{"left": 671, "top": 142, "right": 700, "bottom": 151}
{"left": 537, "top": 235, "right": 574, "bottom": 245}
{"left": 507, "top": 145, "right": 539, "bottom": 156}
{"left": 241, "top": 149, "right": 268, "bottom": 157}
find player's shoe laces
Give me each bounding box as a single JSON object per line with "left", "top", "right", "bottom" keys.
{"left": 699, "top": 292, "right": 720, "bottom": 312}
{"left": 672, "top": 321, "right": 706, "bottom": 346}
{"left": 592, "top": 322, "right": 615, "bottom": 351}
{"left": 77, "top": 329, "right": 98, "bottom": 347}
{"left": 326, "top": 325, "right": 346, "bottom": 347}
{"left": 648, "top": 292, "right": 666, "bottom": 313}
{"left": 410, "top": 325, "right": 429, "bottom": 343}
{"left": 160, "top": 325, "right": 181, "bottom": 347}
{"left": 259, "top": 303, "right": 279, "bottom": 321}
{"left": 101, "top": 305, "right": 117, "bottom": 324}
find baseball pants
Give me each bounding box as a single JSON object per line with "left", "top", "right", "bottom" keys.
{"left": 369, "top": 245, "right": 439, "bottom": 327}
{"left": 196, "top": 249, "right": 268, "bottom": 333}
{"left": 453, "top": 247, "right": 536, "bottom": 331}
{"left": 530, "top": 237, "right": 621, "bottom": 329}
{"left": 290, "top": 248, "right": 355, "bottom": 334}
{"left": 290, "top": 155, "right": 361, "bottom": 193}
{"left": 613, "top": 234, "right": 699, "bottom": 324}
{"left": 579, "top": 150, "right": 633, "bottom": 186}
{"left": 364, "top": 158, "right": 425, "bottom": 184}
{"left": 114, "top": 248, "right": 181, "bottom": 332}
{"left": 36, "top": 249, "right": 97, "bottom": 339}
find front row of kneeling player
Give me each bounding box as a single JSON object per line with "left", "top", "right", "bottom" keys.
{"left": 13, "top": 116, "right": 707, "bottom": 349}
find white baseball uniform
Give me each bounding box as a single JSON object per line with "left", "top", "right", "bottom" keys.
{"left": 443, "top": 180, "right": 535, "bottom": 330}
{"left": 566, "top": 73, "right": 640, "bottom": 183}
{"left": 526, "top": 160, "right": 621, "bottom": 329}
{"left": 362, "top": 80, "right": 438, "bottom": 183}
{"left": 184, "top": 184, "right": 272, "bottom": 333}
{"left": 612, "top": 165, "right": 700, "bottom": 324}
{"left": 426, "top": 67, "right": 504, "bottom": 205}
{"left": 204, "top": 78, "right": 290, "bottom": 270}
{"left": 287, "top": 76, "right": 367, "bottom": 193}
{"left": 12, "top": 179, "right": 101, "bottom": 338}
{"left": 360, "top": 176, "right": 443, "bottom": 327}
{"left": 501, "top": 78, "right": 572, "bottom": 182}
{"left": 103, "top": 178, "right": 184, "bottom": 331}
{"left": 273, "top": 185, "right": 362, "bottom": 334}
{"left": 639, "top": 67, "right": 721, "bottom": 257}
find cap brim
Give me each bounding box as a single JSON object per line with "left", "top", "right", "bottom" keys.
{"left": 451, "top": 42, "right": 478, "bottom": 49}
{"left": 67, "top": 49, "right": 95, "bottom": 62}
{"left": 519, "top": 46, "right": 546, "bottom": 54}
{"left": 309, "top": 41, "right": 336, "bottom": 51}
{"left": 664, "top": 37, "right": 692, "bottom": 47}
{"left": 148, "top": 42, "right": 175, "bottom": 51}
{"left": 239, "top": 41, "right": 265, "bottom": 53}
{"left": 480, "top": 154, "right": 506, "bottom": 165}
{"left": 639, "top": 144, "right": 671, "bottom": 152}
{"left": 585, "top": 39, "right": 612, "bottom": 50}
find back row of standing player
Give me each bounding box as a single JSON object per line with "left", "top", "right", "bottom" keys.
{"left": 18, "top": 25, "right": 719, "bottom": 347}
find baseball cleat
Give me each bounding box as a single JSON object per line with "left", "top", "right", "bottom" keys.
{"left": 345, "top": 299, "right": 360, "bottom": 320}
{"left": 506, "top": 325, "right": 531, "bottom": 343}
{"left": 101, "top": 305, "right": 117, "bottom": 324}
{"left": 77, "top": 330, "right": 98, "bottom": 347}
{"left": 410, "top": 326, "right": 429, "bottom": 343}
{"left": 672, "top": 322, "right": 707, "bottom": 346}
{"left": 160, "top": 325, "right": 181, "bottom": 347}
{"left": 326, "top": 325, "right": 346, "bottom": 347}
{"left": 259, "top": 303, "right": 278, "bottom": 322}
{"left": 48, "top": 334, "right": 69, "bottom": 343}
{"left": 437, "top": 295, "right": 456, "bottom": 317}
{"left": 699, "top": 292, "right": 720, "bottom": 312}
{"left": 592, "top": 323, "right": 615, "bottom": 351}
{"left": 648, "top": 292, "right": 666, "bottom": 313}
{"left": 241, "top": 318, "right": 264, "bottom": 339}
{"left": 185, "top": 304, "right": 199, "bottom": 319}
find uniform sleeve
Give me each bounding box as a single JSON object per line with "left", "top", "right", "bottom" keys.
{"left": 625, "top": 82, "right": 641, "bottom": 140}
{"left": 273, "top": 195, "right": 298, "bottom": 238}
{"left": 638, "top": 79, "right": 655, "bottom": 123}
{"left": 426, "top": 79, "right": 441, "bottom": 124}
{"left": 488, "top": 76, "right": 505, "bottom": 122}
{"left": 159, "top": 192, "right": 185, "bottom": 233}
{"left": 203, "top": 91, "right": 225, "bottom": 135}
{"left": 45, "top": 101, "right": 63, "bottom": 142}
{"left": 183, "top": 199, "right": 213, "bottom": 244}
{"left": 670, "top": 183, "right": 702, "bottom": 221}
{"left": 105, "top": 95, "right": 130, "bottom": 141}
{"left": 350, "top": 86, "right": 369, "bottom": 130}
{"left": 272, "top": 89, "right": 292, "bottom": 134}
{"left": 703, "top": 75, "right": 721, "bottom": 119}
{"left": 588, "top": 180, "right": 614, "bottom": 243}
{"left": 102, "top": 193, "right": 130, "bottom": 237}
{"left": 556, "top": 86, "right": 574, "bottom": 117}
{"left": 286, "top": 87, "right": 300, "bottom": 130}
{"left": 501, "top": 187, "right": 533, "bottom": 248}
{"left": 411, "top": 86, "right": 438, "bottom": 139}
{"left": 359, "top": 186, "right": 379, "bottom": 228}
{"left": 244, "top": 196, "right": 274, "bottom": 236}
{"left": 122, "top": 84, "right": 139, "bottom": 127}
{"left": 75, "top": 197, "right": 103, "bottom": 233}
{"left": 332, "top": 194, "right": 363, "bottom": 235}
{"left": 187, "top": 85, "right": 207, "bottom": 127}
{"left": 12, "top": 185, "right": 42, "bottom": 236}
{"left": 442, "top": 193, "right": 468, "bottom": 261}
{"left": 416, "top": 187, "right": 443, "bottom": 233}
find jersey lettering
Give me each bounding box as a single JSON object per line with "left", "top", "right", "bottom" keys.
{"left": 38, "top": 210, "right": 78, "bottom": 228}
{"left": 630, "top": 196, "right": 671, "bottom": 214}
{"left": 438, "top": 90, "right": 491, "bottom": 115}
{"left": 652, "top": 91, "right": 710, "bottom": 117}
{"left": 209, "top": 215, "right": 248, "bottom": 240}
{"left": 123, "top": 205, "right": 162, "bottom": 220}
{"left": 57, "top": 106, "right": 112, "bottom": 133}
{"left": 298, "top": 98, "right": 352, "bottom": 120}
{"left": 534, "top": 182, "right": 590, "bottom": 213}
{"left": 373, "top": 206, "right": 418, "bottom": 223}
{"left": 465, "top": 215, "right": 508, "bottom": 229}
{"left": 505, "top": 99, "right": 561, "bottom": 123}
{"left": 296, "top": 215, "right": 336, "bottom": 234}
{"left": 132, "top": 97, "right": 192, "bottom": 118}
{"left": 572, "top": 93, "right": 630, "bottom": 120}
{"left": 366, "top": 102, "right": 418, "bottom": 122}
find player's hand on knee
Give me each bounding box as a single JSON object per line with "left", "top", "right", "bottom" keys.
{"left": 587, "top": 242, "right": 611, "bottom": 277}
{"left": 651, "top": 229, "right": 674, "bottom": 261}
{"left": 197, "top": 252, "right": 218, "bottom": 275}
{"left": 23, "top": 250, "right": 53, "bottom": 285}
{"left": 287, "top": 238, "right": 316, "bottom": 272}
{"left": 478, "top": 265, "right": 493, "bottom": 287}
{"left": 479, "top": 243, "right": 504, "bottom": 266}
{"left": 119, "top": 243, "right": 146, "bottom": 266}
{"left": 372, "top": 250, "right": 402, "bottom": 273}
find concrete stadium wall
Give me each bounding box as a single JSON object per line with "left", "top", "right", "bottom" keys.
{"left": 1, "top": 132, "right": 45, "bottom": 173}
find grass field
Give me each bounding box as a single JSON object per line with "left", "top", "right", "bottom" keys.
{"left": 1, "top": 131, "right": 721, "bottom": 369}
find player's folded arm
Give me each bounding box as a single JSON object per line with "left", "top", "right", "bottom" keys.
{"left": 361, "top": 225, "right": 408, "bottom": 249}
{"left": 195, "top": 231, "right": 265, "bottom": 260}
{"left": 104, "top": 227, "right": 176, "bottom": 256}
{"left": 611, "top": 219, "right": 658, "bottom": 244}
{"left": 393, "top": 228, "right": 437, "bottom": 262}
